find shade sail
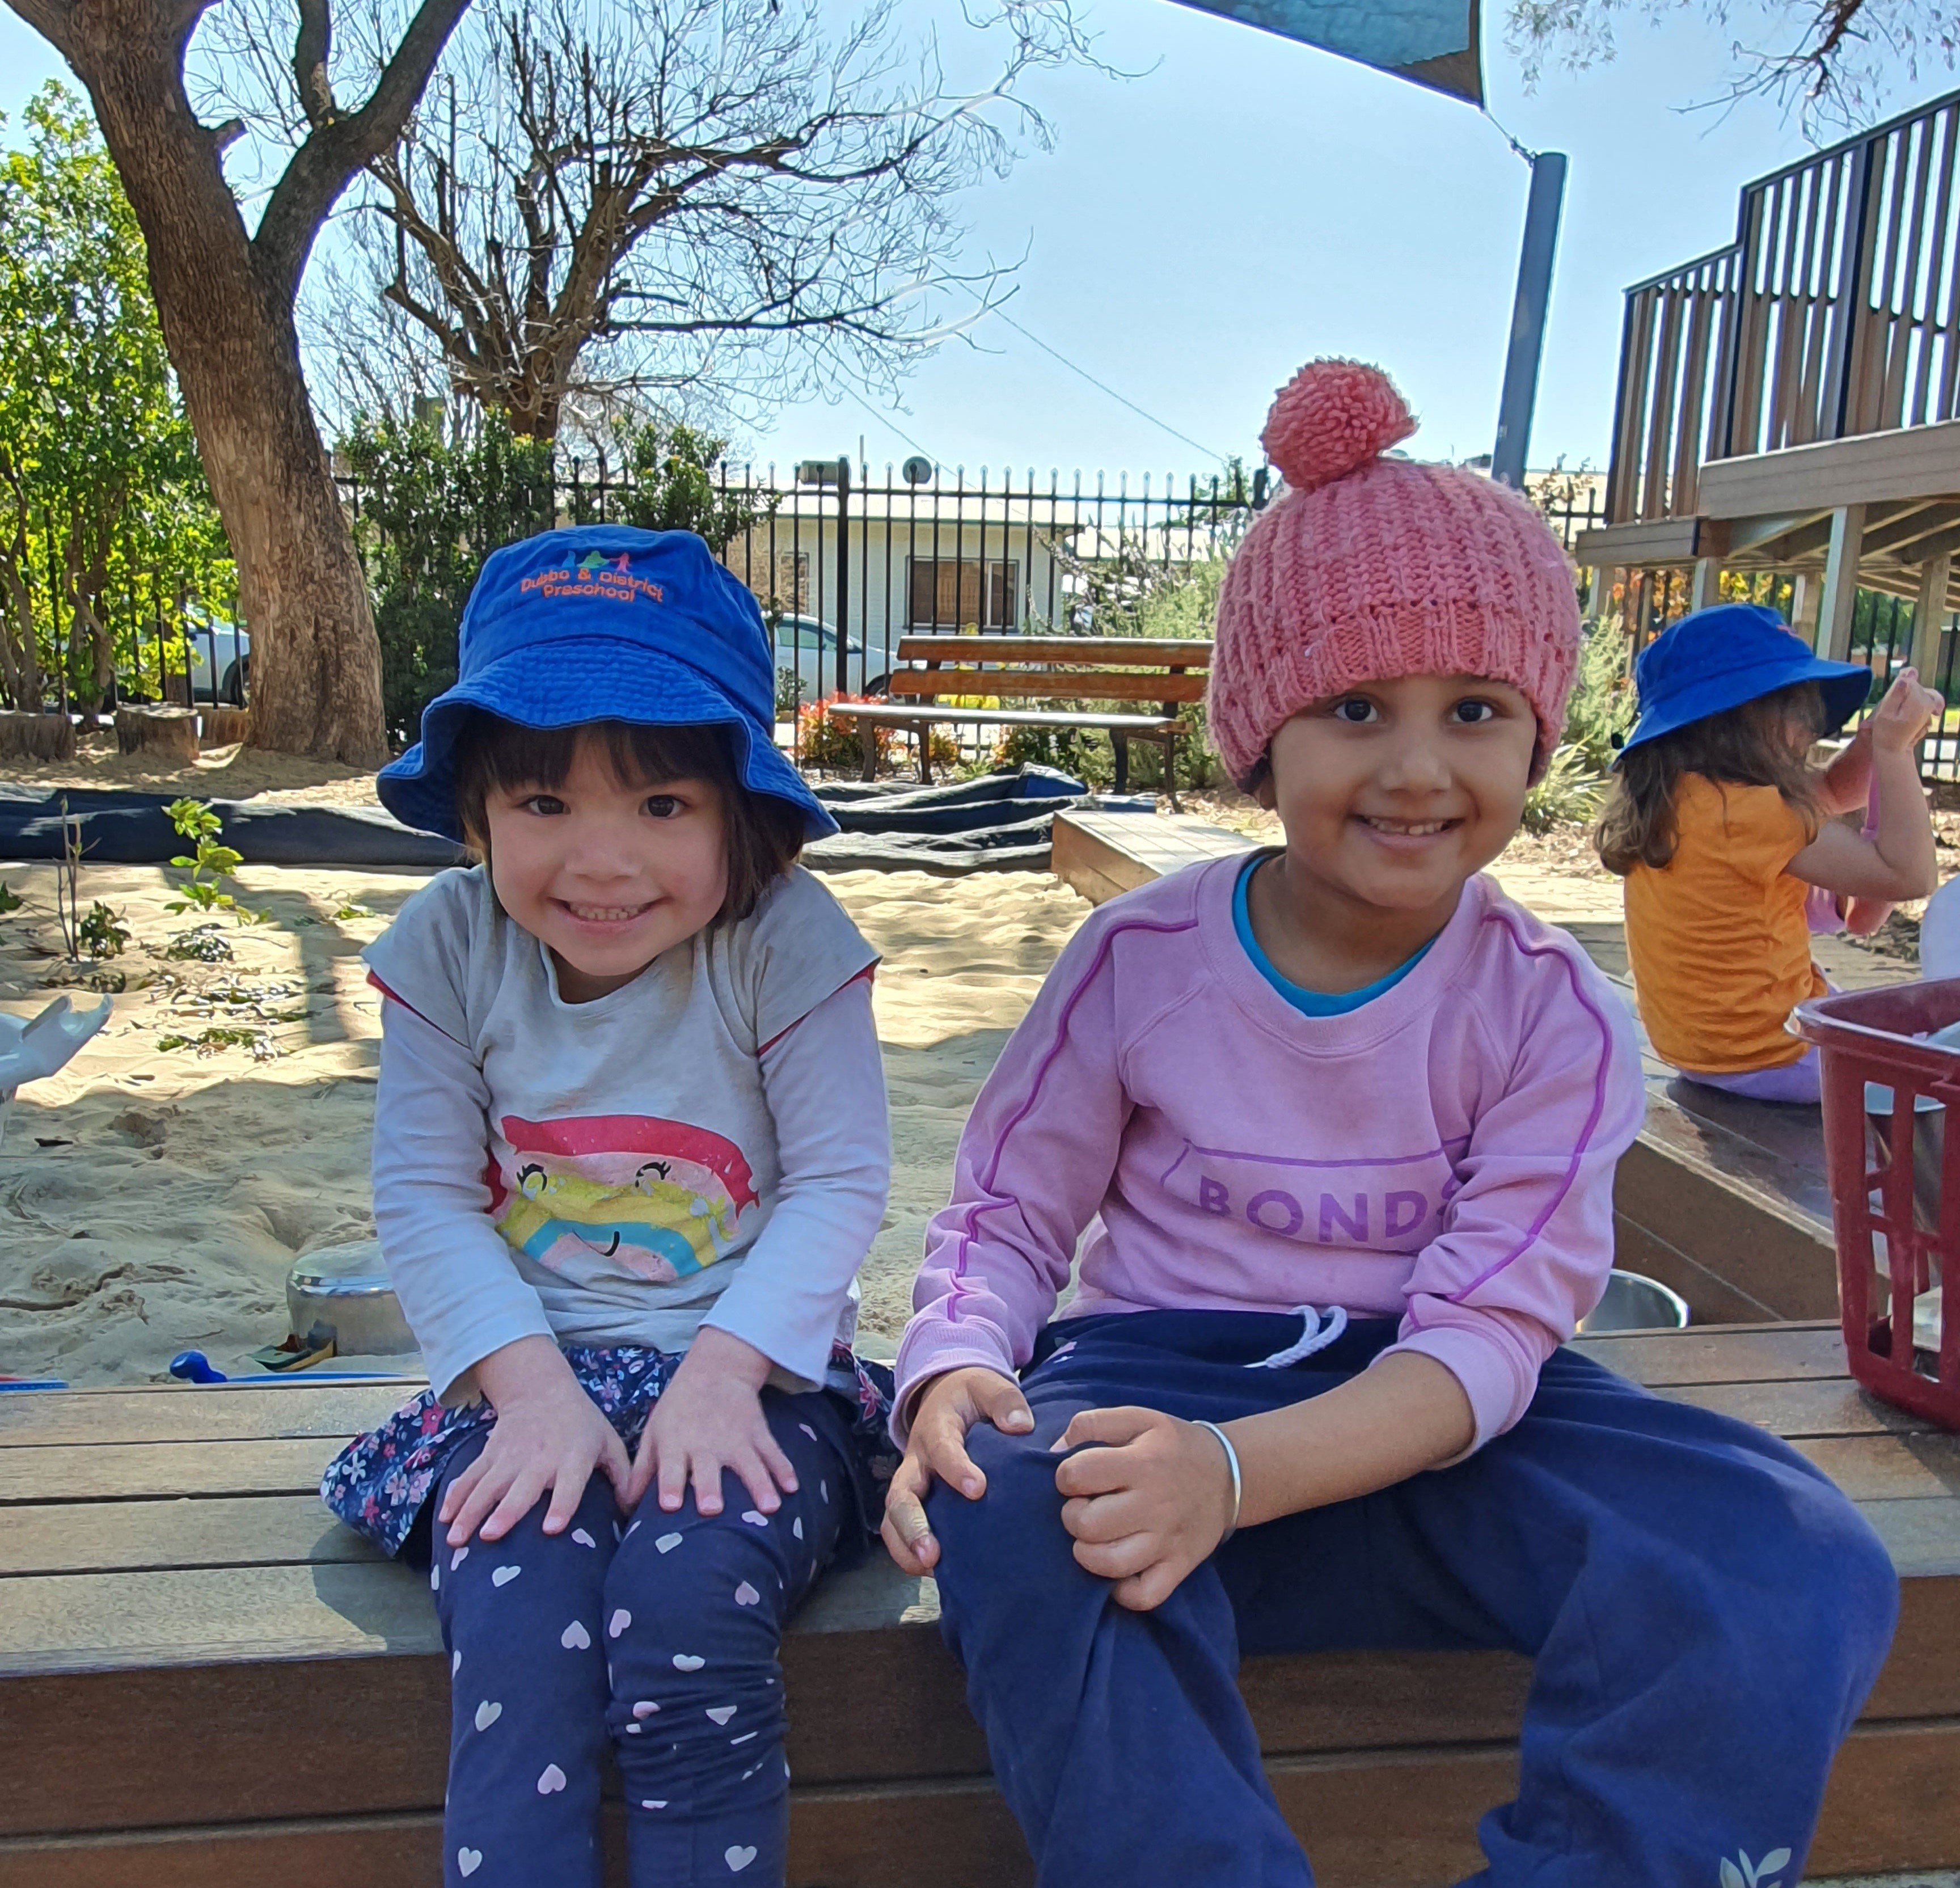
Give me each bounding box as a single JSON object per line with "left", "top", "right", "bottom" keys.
{"left": 1165, "top": 0, "right": 1482, "bottom": 103}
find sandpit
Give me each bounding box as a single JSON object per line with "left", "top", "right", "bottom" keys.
{"left": 0, "top": 860, "right": 1089, "bottom": 1384}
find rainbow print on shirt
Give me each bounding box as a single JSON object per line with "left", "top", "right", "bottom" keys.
{"left": 487, "top": 1113, "right": 759, "bottom": 1282}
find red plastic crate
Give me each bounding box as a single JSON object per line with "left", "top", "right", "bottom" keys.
{"left": 1794, "top": 979, "right": 1960, "bottom": 1429}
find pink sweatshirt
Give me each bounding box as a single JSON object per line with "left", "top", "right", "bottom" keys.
{"left": 895, "top": 856, "right": 1645, "bottom": 1451}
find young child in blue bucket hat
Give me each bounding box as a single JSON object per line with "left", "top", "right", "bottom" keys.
{"left": 320, "top": 526, "right": 897, "bottom": 1888}
{"left": 1596, "top": 601, "right": 1943, "bottom": 1102}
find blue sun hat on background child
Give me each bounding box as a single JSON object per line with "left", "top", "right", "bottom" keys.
{"left": 1619, "top": 601, "right": 1875, "bottom": 758}
{"left": 377, "top": 524, "right": 838, "bottom": 839}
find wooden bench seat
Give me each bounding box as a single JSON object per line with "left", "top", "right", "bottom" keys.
{"left": 829, "top": 636, "right": 1211, "bottom": 803}
{"left": 4, "top": 1324, "right": 1960, "bottom": 1884}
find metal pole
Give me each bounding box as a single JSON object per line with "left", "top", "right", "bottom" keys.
{"left": 1492, "top": 151, "right": 1568, "bottom": 490}
{"left": 834, "top": 455, "right": 851, "bottom": 698}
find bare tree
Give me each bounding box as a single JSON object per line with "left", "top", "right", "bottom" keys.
{"left": 3, "top": 0, "right": 474, "bottom": 763}
{"left": 286, "top": 0, "right": 1093, "bottom": 440}
{"left": 1509, "top": 0, "right": 1960, "bottom": 131}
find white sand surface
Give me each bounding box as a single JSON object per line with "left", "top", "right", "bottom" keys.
{"left": 0, "top": 860, "right": 1086, "bottom": 1384}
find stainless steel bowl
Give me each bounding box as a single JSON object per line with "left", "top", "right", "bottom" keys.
{"left": 285, "top": 1239, "right": 416, "bottom": 1357}
{"left": 1577, "top": 1270, "right": 1691, "bottom": 1334}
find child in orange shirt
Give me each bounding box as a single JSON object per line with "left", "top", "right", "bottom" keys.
{"left": 1596, "top": 603, "right": 1942, "bottom": 1102}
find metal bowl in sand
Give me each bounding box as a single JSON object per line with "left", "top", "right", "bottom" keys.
{"left": 286, "top": 1240, "right": 416, "bottom": 1357}
{"left": 1576, "top": 1270, "right": 1691, "bottom": 1334}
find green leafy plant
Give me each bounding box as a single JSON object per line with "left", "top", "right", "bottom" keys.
{"left": 1521, "top": 742, "right": 1610, "bottom": 836}
{"left": 76, "top": 901, "right": 129, "bottom": 959}
{"left": 0, "top": 881, "right": 19, "bottom": 914}
{"left": 163, "top": 797, "right": 265, "bottom": 923}
{"left": 156, "top": 1024, "right": 272, "bottom": 1058}
{"left": 164, "top": 922, "right": 232, "bottom": 962}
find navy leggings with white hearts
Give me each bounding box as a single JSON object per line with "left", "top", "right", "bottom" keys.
{"left": 429, "top": 1389, "right": 852, "bottom": 1888}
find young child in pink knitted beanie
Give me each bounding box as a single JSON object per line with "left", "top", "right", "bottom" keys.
{"left": 880, "top": 359, "right": 1895, "bottom": 1888}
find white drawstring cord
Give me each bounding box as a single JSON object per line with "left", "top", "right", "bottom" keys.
{"left": 1247, "top": 1304, "right": 1349, "bottom": 1370}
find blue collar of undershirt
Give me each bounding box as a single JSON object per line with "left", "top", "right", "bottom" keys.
{"left": 1231, "top": 853, "right": 1433, "bottom": 1017}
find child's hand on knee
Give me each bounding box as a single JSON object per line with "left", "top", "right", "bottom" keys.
{"left": 442, "top": 1336, "right": 632, "bottom": 1548}
{"left": 1050, "top": 1407, "right": 1237, "bottom": 1613}
{"left": 626, "top": 1326, "right": 795, "bottom": 1519}
{"left": 881, "top": 1367, "right": 1034, "bottom": 1575}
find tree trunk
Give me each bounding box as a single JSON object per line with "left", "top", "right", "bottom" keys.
{"left": 53, "top": 10, "right": 388, "bottom": 766}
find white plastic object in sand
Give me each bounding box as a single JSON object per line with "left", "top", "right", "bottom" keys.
{"left": 0, "top": 994, "right": 112, "bottom": 1148}
{"left": 1921, "top": 873, "right": 1960, "bottom": 982}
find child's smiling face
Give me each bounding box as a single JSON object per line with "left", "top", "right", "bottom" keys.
{"left": 483, "top": 730, "right": 729, "bottom": 1002}
{"left": 1257, "top": 673, "right": 1538, "bottom": 922}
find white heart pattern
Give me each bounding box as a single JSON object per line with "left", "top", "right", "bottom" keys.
{"left": 656, "top": 1532, "right": 683, "bottom": 1554}
{"left": 672, "top": 1652, "right": 706, "bottom": 1671}
{"left": 792, "top": 1517, "right": 804, "bottom": 1540}
{"left": 491, "top": 1565, "right": 521, "bottom": 1588}
{"left": 820, "top": 1481, "right": 828, "bottom": 1502}
{"left": 733, "top": 1581, "right": 761, "bottom": 1607}
{"left": 706, "top": 1705, "right": 738, "bottom": 1725}
{"left": 458, "top": 1848, "right": 483, "bottom": 1877}
{"left": 740, "top": 1510, "right": 768, "bottom": 1527}
{"left": 429, "top": 1564, "right": 440, "bottom": 1590}
{"left": 450, "top": 1546, "right": 469, "bottom": 1570}
{"left": 451, "top": 1650, "right": 462, "bottom": 1675}
{"left": 632, "top": 1700, "right": 660, "bottom": 1718}
{"left": 609, "top": 1608, "right": 632, "bottom": 1639}
{"left": 641, "top": 1800, "right": 668, "bottom": 1810}
{"left": 726, "top": 1846, "right": 758, "bottom": 1873}
{"left": 537, "top": 1763, "right": 567, "bottom": 1795}
{"left": 799, "top": 1424, "right": 818, "bottom": 1440}
{"left": 474, "top": 1700, "right": 502, "bottom": 1732}
{"left": 560, "top": 1621, "right": 591, "bottom": 1650}
{"left": 571, "top": 1528, "right": 597, "bottom": 1549}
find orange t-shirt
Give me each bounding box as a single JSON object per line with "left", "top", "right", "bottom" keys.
{"left": 1623, "top": 774, "right": 1825, "bottom": 1074}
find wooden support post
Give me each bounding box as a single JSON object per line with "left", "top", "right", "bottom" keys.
{"left": 1791, "top": 570, "right": 1823, "bottom": 645}
{"left": 1817, "top": 505, "right": 1868, "bottom": 660}
{"left": 1912, "top": 552, "right": 1953, "bottom": 682}
{"left": 1689, "top": 557, "right": 1721, "bottom": 612}
{"left": 1586, "top": 565, "right": 1612, "bottom": 620}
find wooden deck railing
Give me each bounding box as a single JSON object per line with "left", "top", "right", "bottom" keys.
{"left": 1607, "top": 87, "right": 1960, "bottom": 526}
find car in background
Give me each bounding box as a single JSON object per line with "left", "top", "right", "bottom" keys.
{"left": 184, "top": 620, "right": 250, "bottom": 707}
{"left": 770, "top": 615, "right": 888, "bottom": 704}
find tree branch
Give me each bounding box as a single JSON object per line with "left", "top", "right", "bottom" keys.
{"left": 293, "top": 0, "right": 337, "bottom": 128}
{"left": 254, "top": 0, "right": 475, "bottom": 305}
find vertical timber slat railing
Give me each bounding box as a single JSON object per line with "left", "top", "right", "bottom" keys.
{"left": 1603, "top": 85, "right": 1960, "bottom": 531}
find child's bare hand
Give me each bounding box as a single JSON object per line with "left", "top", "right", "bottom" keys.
{"left": 441, "top": 1337, "right": 631, "bottom": 1547}
{"left": 1051, "top": 1406, "right": 1237, "bottom": 1612}
{"left": 626, "top": 1326, "right": 792, "bottom": 1518}
{"left": 881, "top": 1366, "right": 1034, "bottom": 1575}
{"left": 1869, "top": 668, "right": 1944, "bottom": 753}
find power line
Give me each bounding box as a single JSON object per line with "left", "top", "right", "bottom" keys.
{"left": 982, "top": 305, "right": 1228, "bottom": 464}
{"left": 838, "top": 382, "right": 937, "bottom": 465}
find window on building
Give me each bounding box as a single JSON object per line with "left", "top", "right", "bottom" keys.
{"left": 908, "top": 558, "right": 1018, "bottom": 631}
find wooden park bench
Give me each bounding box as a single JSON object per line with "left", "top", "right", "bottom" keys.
{"left": 830, "top": 636, "right": 1211, "bottom": 805}
{"left": 3, "top": 1325, "right": 1959, "bottom": 1885}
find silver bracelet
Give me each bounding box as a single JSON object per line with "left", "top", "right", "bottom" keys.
{"left": 1193, "top": 1419, "right": 1241, "bottom": 1543}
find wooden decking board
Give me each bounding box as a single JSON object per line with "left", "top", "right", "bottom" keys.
{"left": 0, "top": 1382, "right": 416, "bottom": 1448}
{"left": 5, "top": 1339, "right": 1959, "bottom": 1874}
{"left": 6, "top": 1719, "right": 1960, "bottom": 1888}
{"left": 1568, "top": 1320, "right": 1851, "bottom": 1384}
{"left": 0, "top": 1494, "right": 386, "bottom": 1578}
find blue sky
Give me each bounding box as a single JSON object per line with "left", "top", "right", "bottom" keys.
{"left": 0, "top": 2, "right": 1942, "bottom": 478}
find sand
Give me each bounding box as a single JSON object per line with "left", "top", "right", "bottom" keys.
{"left": 0, "top": 860, "right": 1087, "bottom": 1384}
{"left": 9, "top": 734, "right": 385, "bottom": 806}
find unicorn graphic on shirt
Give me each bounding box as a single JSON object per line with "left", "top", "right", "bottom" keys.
{"left": 487, "top": 1112, "right": 759, "bottom": 1282}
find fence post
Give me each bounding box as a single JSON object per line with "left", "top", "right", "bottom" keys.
{"left": 834, "top": 457, "right": 851, "bottom": 698}
{"left": 1823, "top": 137, "right": 1879, "bottom": 441}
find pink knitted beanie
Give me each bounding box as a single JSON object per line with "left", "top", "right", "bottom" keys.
{"left": 1207, "top": 360, "right": 1580, "bottom": 785}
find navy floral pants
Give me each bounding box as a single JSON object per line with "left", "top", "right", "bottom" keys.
{"left": 429, "top": 1388, "right": 852, "bottom": 1887}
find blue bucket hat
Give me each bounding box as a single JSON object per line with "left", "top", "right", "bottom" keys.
{"left": 1618, "top": 602, "right": 1874, "bottom": 760}
{"left": 377, "top": 525, "right": 835, "bottom": 842}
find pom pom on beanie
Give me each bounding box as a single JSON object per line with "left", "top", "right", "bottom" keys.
{"left": 1208, "top": 359, "right": 1581, "bottom": 787}
{"left": 1260, "top": 358, "right": 1416, "bottom": 495}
